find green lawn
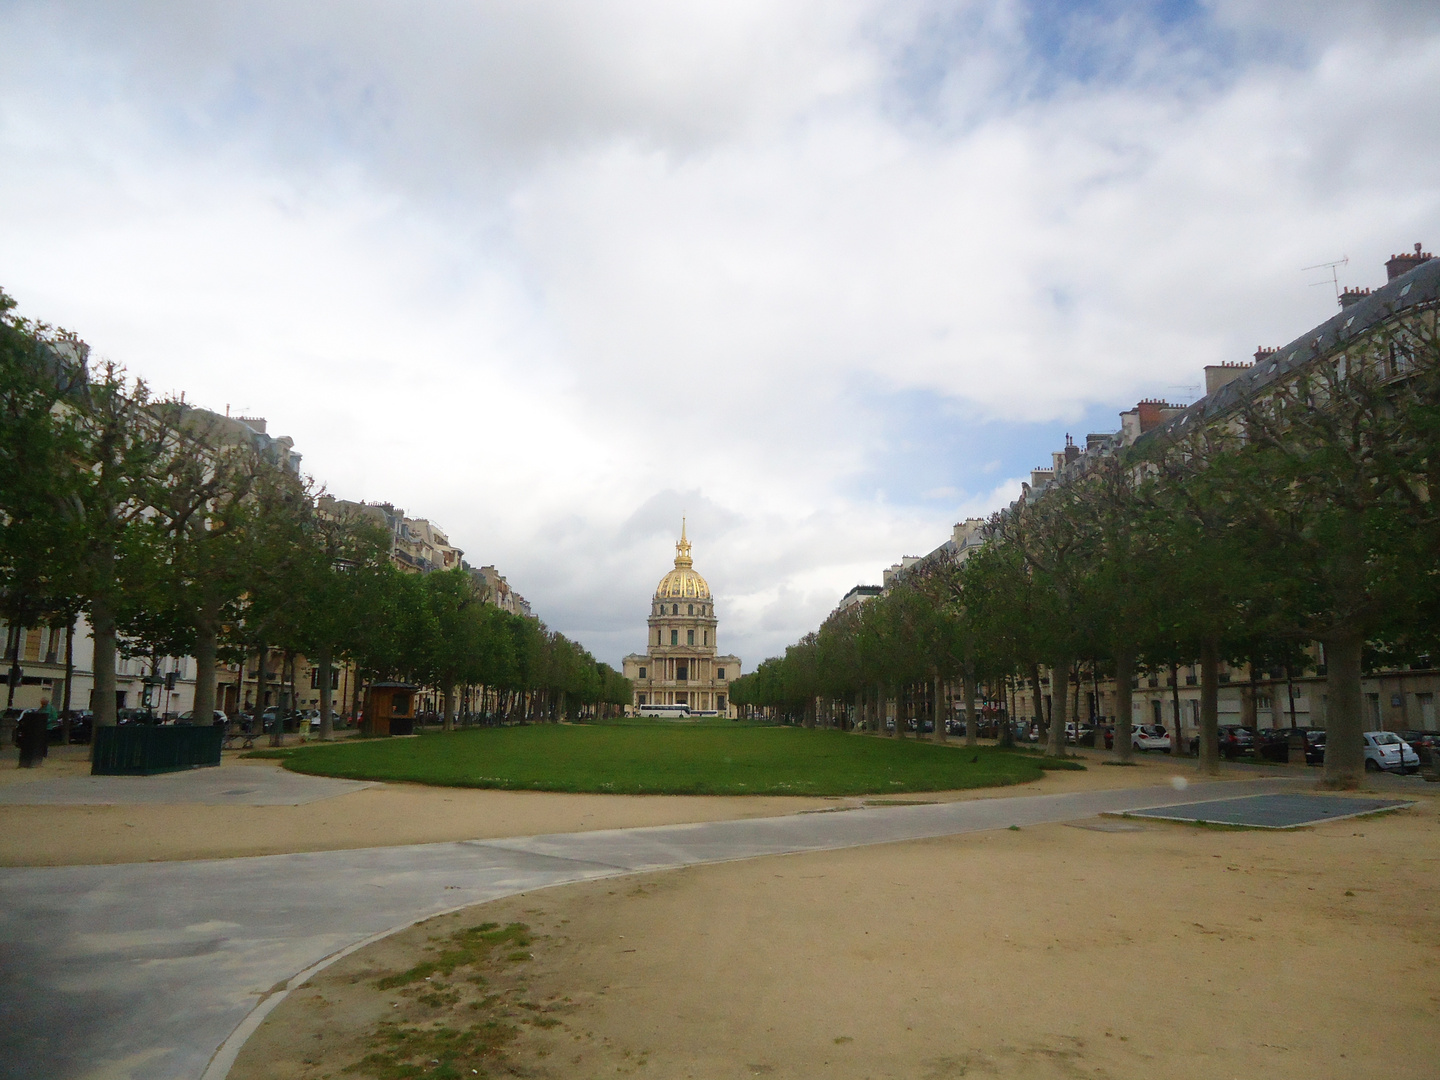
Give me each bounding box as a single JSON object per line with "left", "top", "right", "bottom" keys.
{"left": 258, "top": 725, "right": 1080, "bottom": 796}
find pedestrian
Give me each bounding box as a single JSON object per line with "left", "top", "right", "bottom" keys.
{"left": 17, "top": 698, "right": 54, "bottom": 768}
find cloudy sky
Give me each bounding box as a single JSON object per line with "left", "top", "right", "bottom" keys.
{"left": 2, "top": 1, "right": 1438, "bottom": 668}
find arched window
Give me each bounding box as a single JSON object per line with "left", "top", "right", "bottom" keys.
{"left": 672, "top": 604, "right": 678, "bottom": 615}
{"left": 688, "top": 604, "right": 694, "bottom": 615}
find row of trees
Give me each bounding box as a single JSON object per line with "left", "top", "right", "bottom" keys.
{"left": 732, "top": 299, "right": 1440, "bottom": 788}
{"left": 0, "top": 288, "right": 630, "bottom": 741}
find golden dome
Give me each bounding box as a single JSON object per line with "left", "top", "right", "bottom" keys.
{"left": 655, "top": 520, "right": 711, "bottom": 601}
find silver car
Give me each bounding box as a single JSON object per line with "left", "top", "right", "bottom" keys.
{"left": 1363, "top": 731, "right": 1420, "bottom": 773}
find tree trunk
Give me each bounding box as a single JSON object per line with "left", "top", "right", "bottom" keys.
{"left": 963, "top": 662, "right": 978, "bottom": 748}
{"left": 1169, "top": 661, "right": 1184, "bottom": 757}
{"left": 1047, "top": 658, "right": 1070, "bottom": 758}
{"left": 443, "top": 683, "right": 456, "bottom": 731}
{"left": 1028, "top": 662, "right": 1044, "bottom": 744}
{"left": 4, "top": 622, "right": 19, "bottom": 710}
{"left": 1199, "top": 636, "right": 1221, "bottom": 776}
{"left": 260, "top": 645, "right": 282, "bottom": 747}
{"left": 1114, "top": 648, "right": 1134, "bottom": 763}
{"left": 1321, "top": 632, "right": 1365, "bottom": 789}
{"left": 933, "top": 671, "right": 945, "bottom": 743}
{"left": 997, "top": 675, "right": 1015, "bottom": 748}
{"left": 317, "top": 643, "right": 334, "bottom": 741}
{"left": 1240, "top": 661, "right": 1258, "bottom": 729}
{"left": 192, "top": 616, "right": 219, "bottom": 731}
{"left": 61, "top": 618, "right": 75, "bottom": 744}
{"left": 91, "top": 600, "right": 118, "bottom": 728}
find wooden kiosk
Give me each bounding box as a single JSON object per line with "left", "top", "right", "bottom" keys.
{"left": 363, "top": 682, "right": 418, "bottom": 736}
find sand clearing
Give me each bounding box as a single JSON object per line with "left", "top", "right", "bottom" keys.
{"left": 231, "top": 794, "right": 1440, "bottom": 1080}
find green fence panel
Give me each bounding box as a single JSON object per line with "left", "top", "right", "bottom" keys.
{"left": 92, "top": 725, "right": 224, "bottom": 775}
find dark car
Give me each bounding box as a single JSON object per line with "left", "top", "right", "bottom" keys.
{"left": 1190, "top": 725, "right": 1256, "bottom": 758}
{"left": 1219, "top": 725, "right": 1256, "bottom": 758}
{"left": 1257, "top": 726, "right": 1325, "bottom": 765}
{"left": 261, "top": 708, "right": 303, "bottom": 733}
{"left": 117, "top": 708, "right": 159, "bottom": 725}
{"left": 65, "top": 710, "right": 94, "bottom": 744}
{"left": 1400, "top": 730, "right": 1440, "bottom": 768}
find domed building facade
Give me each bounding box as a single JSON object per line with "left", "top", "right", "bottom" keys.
{"left": 623, "top": 523, "right": 741, "bottom": 717}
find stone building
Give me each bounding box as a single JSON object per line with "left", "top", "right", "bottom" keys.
{"left": 623, "top": 523, "right": 741, "bottom": 716}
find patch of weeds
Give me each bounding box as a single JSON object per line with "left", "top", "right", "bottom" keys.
{"left": 341, "top": 1018, "right": 517, "bottom": 1080}
{"left": 375, "top": 923, "right": 531, "bottom": 990}
{"left": 417, "top": 987, "right": 460, "bottom": 1009}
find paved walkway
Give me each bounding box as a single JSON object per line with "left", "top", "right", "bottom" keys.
{"left": 0, "top": 776, "right": 1305, "bottom": 1080}
{"left": 0, "top": 764, "right": 373, "bottom": 806}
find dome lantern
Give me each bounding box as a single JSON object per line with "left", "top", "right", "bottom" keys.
{"left": 654, "top": 518, "right": 711, "bottom": 601}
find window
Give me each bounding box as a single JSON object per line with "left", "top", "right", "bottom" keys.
{"left": 688, "top": 604, "right": 694, "bottom": 615}
{"left": 309, "top": 668, "right": 340, "bottom": 690}
{"left": 671, "top": 630, "right": 678, "bottom": 646}
{"left": 703, "top": 631, "right": 708, "bottom": 645}
{"left": 677, "top": 663, "right": 688, "bottom": 681}
{"left": 717, "top": 695, "right": 726, "bottom": 711}
{"left": 672, "top": 604, "right": 678, "bottom": 615}
{"left": 638, "top": 667, "right": 647, "bottom": 679}
{"left": 687, "top": 629, "right": 695, "bottom": 646}
{"left": 637, "top": 693, "right": 647, "bottom": 705}
{"left": 717, "top": 667, "right": 725, "bottom": 680}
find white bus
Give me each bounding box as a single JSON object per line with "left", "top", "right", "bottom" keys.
{"left": 637, "top": 704, "right": 691, "bottom": 719}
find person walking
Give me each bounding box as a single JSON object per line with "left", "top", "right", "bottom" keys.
{"left": 17, "top": 697, "right": 54, "bottom": 768}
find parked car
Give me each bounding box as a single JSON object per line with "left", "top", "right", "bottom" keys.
{"left": 1399, "top": 730, "right": 1440, "bottom": 768}
{"left": 261, "top": 708, "right": 303, "bottom": 733}
{"left": 117, "top": 708, "right": 159, "bottom": 725}
{"left": 1257, "top": 727, "right": 1326, "bottom": 765}
{"left": 65, "top": 710, "right": 94, "bottom": 744}
{"left": 1363, "top": 730, "right": 1420, "bottom": 773}
{"left": 177, "top": 710, "right": 228, "bottom": 726}
{"left": 1132, "top": 725, "right": 1172, "bottom": 751}
{"left": 1190, "top": 724, "right": 1255, "bottom": 758}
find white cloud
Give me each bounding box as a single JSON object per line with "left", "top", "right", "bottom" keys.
{"left": 1, "top": 1, "right": 1438, "bottom": 666}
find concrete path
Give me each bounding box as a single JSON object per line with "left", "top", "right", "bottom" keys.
{"left": 0, "top": 765, "right": 373, "bottom": 806}
{"left": 0, "top": 776, "right": 1303, "bottom": 1080}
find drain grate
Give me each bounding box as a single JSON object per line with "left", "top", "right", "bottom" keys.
{"left": 1118, "top": 793, "right": 1412, "bottom": 829}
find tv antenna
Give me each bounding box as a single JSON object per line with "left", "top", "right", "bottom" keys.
{"left": 1301, "top": 255, "right": 1349, "bottom": 298}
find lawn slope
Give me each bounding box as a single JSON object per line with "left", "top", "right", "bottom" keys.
{"left": 264, "top": 725, "right": 1076, "bottom": 796}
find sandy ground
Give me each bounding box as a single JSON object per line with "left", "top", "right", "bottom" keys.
{"left": 231, "top": 793, "right": 1440, "bottom": 1080}
{"left": 0, "top": 743, "right": 1250, "bottom": 867}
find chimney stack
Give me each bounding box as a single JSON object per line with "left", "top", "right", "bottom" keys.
{"left": 1204, "top": 362, "right": 1251, "bottom": 395}
{"left": 1253, "top": 346, "right": 1276, "bottom": 365}
{"left": 1339, "top": 286, "right": 1371, "bottom": 309}
{"left": 1385, "top": 242, "right": 1432, "bottom": 281}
